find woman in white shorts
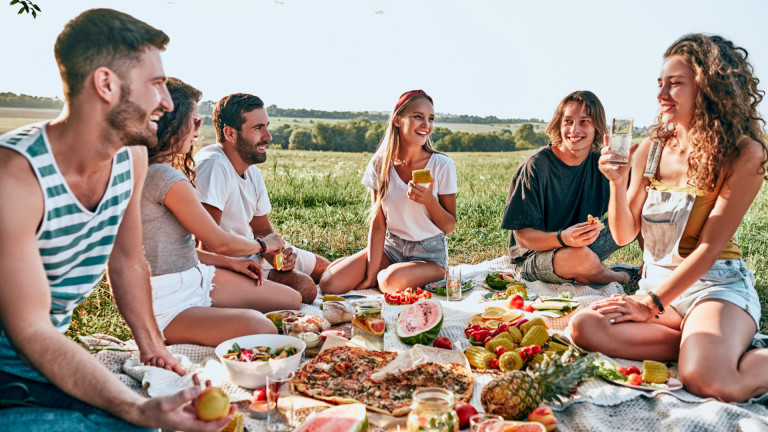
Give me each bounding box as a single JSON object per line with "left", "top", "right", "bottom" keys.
{"left": 568, "top": 34, "right": 768, "bottom": 402}
{"left": 142, "top": 78, "right": 301, "bottom": 346}
{"left": 319, "top": 90, "right": 457, "bottom": 294}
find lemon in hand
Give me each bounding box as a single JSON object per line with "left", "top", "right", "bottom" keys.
{"left": 274, "top": 252, "right": 284, "bottom": 271}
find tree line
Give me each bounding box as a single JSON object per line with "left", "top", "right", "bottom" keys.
{"left": 196, "top": 102, "right": 544, "bottom": 125}
{"left": 0, "top": 92, "right": 63, "bottom": 109}
{"left": 266, "top": 117, "right": 549, "bottom": 153}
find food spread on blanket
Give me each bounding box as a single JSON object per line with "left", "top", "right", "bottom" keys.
{"left": 383, "top": 286, "right": 432, "bottom": 305}
{"left": 592, "top": 359, "right": 678, "bottom": 390}
{"left": 528, "top": 293, "right": 580, "bottom": 318}
{"left": 222, "top": 342, "right": 299, "bottom": 362}
{"left": 293, "top": 346, "right": 473, "bottom": 417}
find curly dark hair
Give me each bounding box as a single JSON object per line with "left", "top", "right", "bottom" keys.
{"left": 54, "top": 8, "right": 169, "bottom": 101}
{"left": 546, "top": 90, "right": 608, "bottom": 152}
{"left": 213, "top": 93, "right": 265, "bottom": 143}
{"left": 148, "top": 77, "right": 202, "bottom": 183}
{"left": 650, "top": 33, "right": 767, "bottom": 192}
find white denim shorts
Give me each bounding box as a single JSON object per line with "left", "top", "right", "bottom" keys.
{"left": 150, "top": 262, "right": 216, "bottom": 339}
{"left": 638, "top": 258, "right": 761, "bottom": 331}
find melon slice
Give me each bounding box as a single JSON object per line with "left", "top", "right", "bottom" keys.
{"left": 293, "top": 403, "right": 369, "bottom": 432}
{"left": 396, "top": 299, "right": 443, "bottom": 345}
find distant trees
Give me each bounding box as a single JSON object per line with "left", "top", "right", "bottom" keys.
{"left": 270, "top": 118, "right": 548, "bottom": 153}
{"left": 0, "top": 92, "right": 62, "bottom": 108}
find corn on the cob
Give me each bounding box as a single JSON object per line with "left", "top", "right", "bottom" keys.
{"left": 466, "top": 346, "right": 496, "bottom": 369}
{"left": 520, "top": 317, "right": 548, "bottom": 335}
{"left": 499, "top": 351, "right": 525, "bottom": 372}
{"left": 412, "top": 169, "right": 432, "bottom": 184}
{"left": 641, "top": 360, "right": 668, "bottom": 384}
{"left": 507, "top": 326, "right": 523, "bottom": 343}
{"left": 222, "top": 413, "right": 244, "bottom": 432}
{"left": 485, "top": 333, "right": 510, "bottom": 353}
{"left": 546, "top": 341, "right": 569, "bottom": 353}
{"left": 520, "top": 325, "right": 549, "bottom": 347}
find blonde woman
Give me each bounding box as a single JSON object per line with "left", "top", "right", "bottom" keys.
{"left": 320, "top": 90, "right": 457, "bottom": 294}
{"left": 569, "top": 34, "right": 768, "bottom": 402}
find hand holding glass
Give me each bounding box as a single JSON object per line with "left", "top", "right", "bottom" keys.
{"left": 606, "top": 117, "right": 633, "bottom": 165}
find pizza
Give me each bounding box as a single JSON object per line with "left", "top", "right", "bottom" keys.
{"left": 294, "top": 346, "right": 474, "bottom": 417}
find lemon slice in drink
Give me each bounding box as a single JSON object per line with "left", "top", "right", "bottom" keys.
{"left": 274, "top": 252, "right": 284, "bottom": 271}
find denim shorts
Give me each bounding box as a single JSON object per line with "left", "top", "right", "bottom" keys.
{"left": 0, "top": 369, "right": 154, "bottom": 431}
{"left": 383, "top": 231, "right": 449, "bottom": 269}
{"left": 518, "top": 224, "right": 620, "bottom": 284}
{"left": 638, "top": 258, "right": 761, "bottom": 331}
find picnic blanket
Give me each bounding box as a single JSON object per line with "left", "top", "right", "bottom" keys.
{"left": 85, "top": 256, "right": 768, "bottom": 431}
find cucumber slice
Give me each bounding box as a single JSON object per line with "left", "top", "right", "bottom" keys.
{"left": 532, "top": 302, "right": 570, "bottom": 311}
{"left": 535, "top": 310, "right": 564, "bottom": 318}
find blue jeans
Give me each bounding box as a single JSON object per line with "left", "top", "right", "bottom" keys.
{"left": 383, "top": 231, "right": 449, "bottom": 269}
{"left": 0, "top": 370, "right": 156, "bottom": 432}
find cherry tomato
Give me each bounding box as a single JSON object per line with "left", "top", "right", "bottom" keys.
{"left": 627, "top": 373, "right": 642, "bottom": 386}
{"left": 617, "top": 366, "right": 629, "bottom": 376}
{"left": 627, "top": 366, "right": 641, "bottom": 375}
{"left": 495, "top": 346, "right": 508, "bottom": 356}
{"left": 490, "top": 359, "right": 500, "bottom": 369}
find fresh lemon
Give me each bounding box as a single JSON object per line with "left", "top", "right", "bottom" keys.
{"left": 274, "top": 252, "right": 284, "bottom": 271}
{"left": 484, "top": 319, "right": 502, "bottom": 330}
{"left": 484, "top": 306, "right": 506, "bottom": 314}
{"left": 469, "top": 315, "right": 485, "bottom": 326}
{"left": 501, "top": 311, "right": 523, "bottom": 323}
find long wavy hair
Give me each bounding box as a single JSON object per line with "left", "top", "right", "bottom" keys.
{"left": 545, "top": 90, "right": 607, "bottom": 153}
{"left": 650, "top": 34, "right": 767, "bottom": 191}
{"left": 148, "top": 77, "right": 202, "bottom": 184}
{"left": 373, "top": 90, "right": 439, "bottom": 206}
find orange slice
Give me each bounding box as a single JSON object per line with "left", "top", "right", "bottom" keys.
{"left": 484, "top": 320, "right": 502, "bottom": 330}
{"left": 484, "top": 306, "right": 506, "bottom": 314}
{"left": 274, "top": 252, "right": 284, "bottom": 271}
{"left": 501, "top": 311, "right": 523, "bottom": 322}
{"left": 469, "top": 315, "right": 485, "bottom": 326}
{"left": 481, "top": 310, "right": 503, "bottom": 320}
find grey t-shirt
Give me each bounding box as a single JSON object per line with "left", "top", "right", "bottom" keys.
{"left": 141, "top": 164, "right": 198, "bottom": 275}
{"left": 500, "top": 145, "right": 613, "bottom": 262}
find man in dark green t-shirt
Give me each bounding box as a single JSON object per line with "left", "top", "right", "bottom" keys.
{"left": 501, "top": 91, "right": 633, "bottom": 285}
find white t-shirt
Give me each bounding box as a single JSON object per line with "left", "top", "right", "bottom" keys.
{"left": 362, "top": 152, "right": 457, "bottom": 241}
{"left": 193, "top": 144, "right": 271, "bottom": 241}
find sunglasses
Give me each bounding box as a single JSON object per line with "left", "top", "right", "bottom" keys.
{"left": 192, "top": 115, "right": 203, "bottom": 131}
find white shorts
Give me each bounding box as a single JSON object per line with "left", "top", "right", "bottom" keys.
{"left": 150, "top": 262, "right": 216, "bottom": 339}
{"left": 256, "top": 241, "right": 317, "bottom": 277}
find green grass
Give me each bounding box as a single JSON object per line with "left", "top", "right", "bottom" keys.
{"left": 63, "top": 148, "right": 768, "bottom": 341}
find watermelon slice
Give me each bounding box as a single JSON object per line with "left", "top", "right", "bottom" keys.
{"left": 396, "top": 299, "right": 443, "bottom": 345}
{"left": 293, "top": 403, "right": 369, "bottom": 432}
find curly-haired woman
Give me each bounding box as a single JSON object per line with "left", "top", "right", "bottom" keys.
{"left": 568, "top": 34, "right": 768, "bottom": 402}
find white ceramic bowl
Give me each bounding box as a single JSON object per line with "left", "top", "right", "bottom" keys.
{"left": 215, "top": 334, "right": 306, "bottom": 389}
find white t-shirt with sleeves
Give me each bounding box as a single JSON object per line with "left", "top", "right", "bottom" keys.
{"left": 194, "top": 144, "right": 271, "bottom": 241}
{"left": 362, "top": 152, "right": 457, "bottom": 242}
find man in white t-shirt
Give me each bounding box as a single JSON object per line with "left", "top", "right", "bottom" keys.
{"left": 194, "top": 93, "right": 329, "bottom": 303}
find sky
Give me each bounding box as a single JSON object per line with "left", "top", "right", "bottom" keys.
{"left": 2, "top": 0, "right": 767, "bottom": 127}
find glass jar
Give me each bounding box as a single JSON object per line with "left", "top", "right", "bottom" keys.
{"left": 350, "top": 299, "right": 385, "bottom": 350}
{"left": 406, "top": 388, "right": 459, "bottom": 432}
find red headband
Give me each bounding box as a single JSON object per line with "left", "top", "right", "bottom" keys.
{"left": 394, "top": 89, "right": 428, "bottom": 113}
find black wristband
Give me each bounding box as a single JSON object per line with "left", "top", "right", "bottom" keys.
{"left": 648, "top": 292, "right": 665, "bottom": 315}
{"left": 255, "top": 237, "right": 267, "bottom": 253}
{"left": 556, "top": 230, "right": 568, "bottom": 248}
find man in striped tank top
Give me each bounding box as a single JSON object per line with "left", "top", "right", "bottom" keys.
{"left": 0, "top": 9, "right": 232, "bottom": 432}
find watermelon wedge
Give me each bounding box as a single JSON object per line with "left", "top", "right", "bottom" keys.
{"left": 396, "top": 299, "right": 443, "bottom": 345}
{"left": 293, "top": 403, "right": 369, "bottom": 432}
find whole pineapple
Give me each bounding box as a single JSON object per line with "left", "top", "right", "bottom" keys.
{"left": 481, "top": 349, "right": 596, "bottom": 420}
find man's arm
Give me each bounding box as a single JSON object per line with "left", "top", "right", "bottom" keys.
{"left": 107, "top": 148, "right": 183, "bottom": 373}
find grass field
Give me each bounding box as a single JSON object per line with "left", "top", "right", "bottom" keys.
{"left": 1, "top": 108, "right": 765, "bottom": 337}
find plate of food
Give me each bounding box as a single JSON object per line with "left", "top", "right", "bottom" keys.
{"left": 483, "top": 271, "right": 526, "bottom": 292}
{"left": 424, "top": 280, "right": 473, "bottom": 295}
{"left": 593, "top": 359, "right": 681, "bottom": 391}
{"left": 483, "top": 291, "right": 539, "bottom": 302}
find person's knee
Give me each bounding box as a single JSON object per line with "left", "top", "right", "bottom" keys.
{"left": 293, "top": 275, "right": 317, "bottom": 304}
{"left": 381, "top": 271, "right": 409, "bottom": 293}
{"left": 241, "top": 310, "right": 279, "bottom": 335}
{"left": 568, "top": 310, "right": 604, "bottom": 349}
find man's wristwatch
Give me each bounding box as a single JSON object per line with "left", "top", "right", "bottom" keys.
{"left": 255, "top": 237, "right": 267, "bottom": 253}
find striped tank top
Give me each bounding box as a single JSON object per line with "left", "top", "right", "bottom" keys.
{"left": 0, "top": 122, "right": 134, "bottom": 380}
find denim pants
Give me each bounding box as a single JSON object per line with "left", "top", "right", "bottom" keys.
{"left": 0, "top": 369, "right": 156, "bottom": 432}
